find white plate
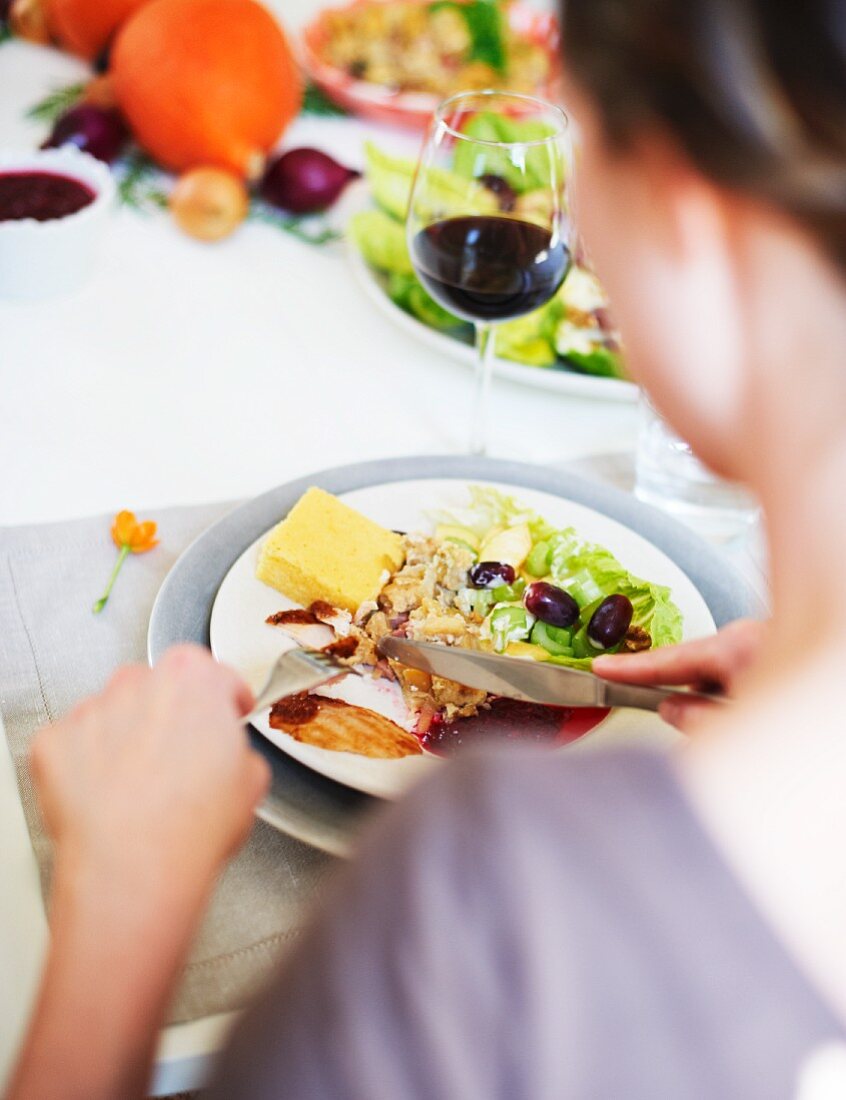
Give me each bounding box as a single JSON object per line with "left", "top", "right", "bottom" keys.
{"left": 210, "top": 478, "right": 715, "bottom": 798}
{"left": 347, "top": 245, "right": 638, "bottom": 403}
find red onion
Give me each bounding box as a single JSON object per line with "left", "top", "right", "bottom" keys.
{"left": 42, "top": 105, "right": 129, "bottom": 165}
{"left": 260, "top": 148, "right": 359, "bottom": 215}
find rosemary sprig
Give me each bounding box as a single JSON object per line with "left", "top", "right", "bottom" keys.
{"left": 26, "top": 82, "right": 86, "bottom": 124}
{"left": 300, "top": 83, "right": 349, "bottom": 118}
{"left": 248, "top": 200, "right": 342, "bottom": 245}
{"left": 117, "top": 150, "right": 169, "bottom": 212}
{"left": 0, "top": 23, "right": 12, "bottom": 44}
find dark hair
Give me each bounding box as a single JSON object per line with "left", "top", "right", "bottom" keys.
{"left": 562, "top": 0, "right": 846, "bottom": 268}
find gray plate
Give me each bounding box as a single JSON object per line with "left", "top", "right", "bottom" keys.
{"left": 147, "top": 455, "right": 765, "bottom": 856}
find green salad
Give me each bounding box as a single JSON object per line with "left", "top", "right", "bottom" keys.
{"left": 432, "top": 486, "right": 682, "bottom": 668}
{"left": 348, "top": 133, "right": 627, "bottom": 380}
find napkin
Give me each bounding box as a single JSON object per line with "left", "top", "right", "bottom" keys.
{"left": 0, "top": 503, "right": 331, "bottom": 1024}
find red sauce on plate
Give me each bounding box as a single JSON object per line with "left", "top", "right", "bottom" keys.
{"left": 269, "top": 692, "right": 321, "bottom": 725}
{"left": 265, "top": 609, "right": 319, "bottom": 626}
{"left": 421, "top": 698, "right": 611, "bottom": 756}
{"left": 0, "top": 171, "right": 96, "bottom": 222}
{"left": 323, "top": 636, "right": 359, "bottom": 660}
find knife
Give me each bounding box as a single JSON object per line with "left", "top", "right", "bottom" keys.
{"left": 378, "top": 636, "right": 723, "bottom": 713}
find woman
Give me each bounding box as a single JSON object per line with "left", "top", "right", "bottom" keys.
{"left": 8, "top": 0, "right": 846, "bottom": 1095}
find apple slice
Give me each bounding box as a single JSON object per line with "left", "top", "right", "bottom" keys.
{"left": 435, "top": 523, "right": 481, "bottom": 554}
{"left": 479, "top": 524, "right": 532, "bottom": 568}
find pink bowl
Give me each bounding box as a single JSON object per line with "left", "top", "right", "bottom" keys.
{"left": 302, "top": 0, "right": 561, "bottom": 130}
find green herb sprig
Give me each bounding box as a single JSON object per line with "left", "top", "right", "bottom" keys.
{"left": 300, "top": 83, "right": 349, "bottom": 118}
{"left": 116, "top": 150, "right": 170, "bottom": 212}
{"left": 247, "top": 200, "right": 342, "bottom": 245}
{"left": 25, "top": 82, "right": 86, "bottom": 124}
{"left": 430, "top": 0, "right": 507, "bottom": 73}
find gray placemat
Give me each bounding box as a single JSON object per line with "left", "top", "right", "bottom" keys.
{"left": 0, "top": 503, "right": 331, "bottom": 1025}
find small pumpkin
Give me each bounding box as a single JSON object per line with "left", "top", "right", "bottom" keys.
{"left": 43, "top": 0, "right": 152, "bottom": 59}
{"left": 111, "top": 0, "right": 302, "bottom": 178}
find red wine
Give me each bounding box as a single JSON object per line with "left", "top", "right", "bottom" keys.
{"left": 411, "top": 215, "right": 570, "bottom": 323}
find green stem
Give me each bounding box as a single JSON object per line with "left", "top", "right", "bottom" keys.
{"left": 93, "top": 545, "right": 130, "bottom": 614}
{"left": 246, "top": 203, "right": 342, "bottom": 245}
{"left": 25, "top": 81, "right": 86, "bottom": 124}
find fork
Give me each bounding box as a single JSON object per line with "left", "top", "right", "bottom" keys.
{"left": 243, "top": 647, "right": 351, "bottom": 727}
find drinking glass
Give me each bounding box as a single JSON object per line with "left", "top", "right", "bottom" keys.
{"left": 635, "top": 393, "right": 760, "bottom": 541}
{"left": 407, "top": 90, "right": 573, "bottom": 455}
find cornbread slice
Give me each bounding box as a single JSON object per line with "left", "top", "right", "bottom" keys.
{"left": 256, "top": 487, "right": 405, "bottom": 613}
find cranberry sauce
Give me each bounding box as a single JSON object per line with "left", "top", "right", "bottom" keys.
{"left": 421, "top": 698, "right": 610, "bottom": 756}
{"left": 0, "top": 171, "right": 96, "bottom": 223}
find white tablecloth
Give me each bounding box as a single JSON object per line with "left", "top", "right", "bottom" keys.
{"left": 0, "top": 19, "right": 636, "bottom": 529}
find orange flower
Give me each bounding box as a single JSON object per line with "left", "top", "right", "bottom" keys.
{"left": 94, "top": 509, "right": 159, "bottom": 613}
{"left": 111, "top": 509, "right": 159, "bottom": 553}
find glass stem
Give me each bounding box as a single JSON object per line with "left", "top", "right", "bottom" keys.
{"left": 471, "top": 322, "right": 496, "bottom": 456}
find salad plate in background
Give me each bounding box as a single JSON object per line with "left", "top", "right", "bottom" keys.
{"left": 210, "top": 479, "right": 714, "bottom": 799}
{"left": 346, "top": 140, "right": 638, "bottom": 402}
{"left": 303, "top": 0, "right": 560, "bottom": 129}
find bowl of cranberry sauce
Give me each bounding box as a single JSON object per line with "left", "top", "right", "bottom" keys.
{"left": 0, "top": 171, "right": 96, "bottom": 223}
{"left": 0, "top": 147, "right": 115, "bottom": 300}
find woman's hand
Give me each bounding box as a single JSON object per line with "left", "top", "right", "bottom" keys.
{"left": 593, "top": 619, "right": 765, "bottom": 732}
{"left": 30, "top": 644, "right": 269, "bottom": 891}
{"left": 9, "top": 646, "right": 269, "bottom": 1100}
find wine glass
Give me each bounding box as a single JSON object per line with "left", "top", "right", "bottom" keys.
{"left": 407, "top": 90, "right": 573, "bottom": 455}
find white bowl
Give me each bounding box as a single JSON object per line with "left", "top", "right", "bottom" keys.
{"left": 0, "top": 147, "right": 116, "bottom": 300}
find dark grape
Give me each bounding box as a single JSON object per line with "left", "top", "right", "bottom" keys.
{"left": 479, "top": 173, "right": 517, "bottom": 212}
{"left": 42, "top": 105, "right": 128, "bottom": 164}
{"left": 524, "top": 581, "right": 579, "bottom": 628}
{"left": 587, "top": 595, "right": 634, "bottom": 649}
{"left": 469, "top": 561, "right": 516, "bottom": 589}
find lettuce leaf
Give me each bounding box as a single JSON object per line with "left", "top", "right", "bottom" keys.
{"left": 452, "top": 112, "right": 563, "bottom": 193}
{"left": 363, "top": 143, "right": 415, "bottom": 221}
{"left": 348, "top": 209, "right": 414, "bottom": 275}
{"left": 431, "top": 485, "right": 557, "bottom": 546}
{"left": 562, "top": 347, "right": 626, "bottom": 380}
{"left": 547, "top": 534, "right": 683, "bottom": 649}
{"left": 386, "top": 273, "right": 465, "bottom": 332}
{"left": 363, "top": 142, "right": 496, "bottom": 222}
{"left": 495, "top": 295, "right": 564, "bottom": 366}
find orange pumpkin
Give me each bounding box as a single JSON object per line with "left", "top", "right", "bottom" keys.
{"left": 111, "top": 0, "right": 302, "bottom": 178}
{"left": 44, "top": 0, "right": 153, "bottom": 59}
